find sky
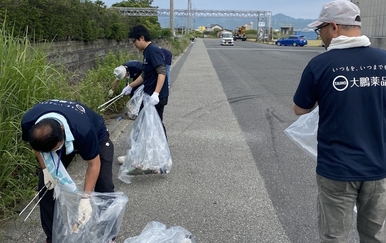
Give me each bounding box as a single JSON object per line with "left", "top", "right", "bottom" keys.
{"left": 100, "top": 0, "right": 337, "bottom": 20}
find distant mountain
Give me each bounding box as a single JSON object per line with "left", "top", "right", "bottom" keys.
{"left": 272, "top": 13, "right": 315, "bottom": 30}
{"left": 158, "top": 13, "right": 316, "bottom": 31}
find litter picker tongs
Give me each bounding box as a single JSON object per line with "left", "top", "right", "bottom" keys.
{"left": 18, "top": 182, "right": 52, "bottom": 223}
{"left": 98, "top": 94, "right": 123, "bottom": 112}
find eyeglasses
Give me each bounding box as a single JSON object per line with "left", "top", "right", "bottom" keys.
{"left": 315, "top": 23, "right": 330, "bottom": 35}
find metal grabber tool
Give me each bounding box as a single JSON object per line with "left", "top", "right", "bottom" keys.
{"left": 18, "top": 182, "right": 52, "bottom": 223}
{"left": 98, "top": 94, "right": 123, "bottom": 112}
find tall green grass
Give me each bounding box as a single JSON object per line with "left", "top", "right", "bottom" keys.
{"left": 0, "top": 23, "right": 75, "bottom": 223}
{"left": 75, "top": 50, "right": 142, "bottom": 114}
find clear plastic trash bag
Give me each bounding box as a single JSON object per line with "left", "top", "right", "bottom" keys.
{"left": 52, "top": 186, "right": 129, "bottom": 243}
{"left": 126, "top": 84, "right": 144, "bottom": 117}
{"left": 284, "top": 106, "right": 318, "bottom": 160}
{"left": 124, "top": 221, "right": 196, "bottom": 243}
{"left": 118, "top": 94, "right": 172, "bottom": 184}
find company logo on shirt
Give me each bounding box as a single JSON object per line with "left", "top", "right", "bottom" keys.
{"left": 333, "top": 75, "right": 349, "bottom": 91}
{"left": 75, "top": 104, "right": 86, "bottom": 114}
{"left": 332, "top": 74, "right": 386, "bottom": 91}
{"left": 331, "top": 64, "right": 386, "bottom": 91}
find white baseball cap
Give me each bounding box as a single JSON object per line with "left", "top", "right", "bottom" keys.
{"left": 113, "top": 65, "right": 126, "bottom": 80}
{"left": 308, "top": 0, "right": 361, "bottom": 28}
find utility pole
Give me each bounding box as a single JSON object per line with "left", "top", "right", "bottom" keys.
{"left": 170, "top": 0, "right": 175, "bottom": 36}
{"left": 186, "top": 0, "right": 191, "bottom": 35}
{"left": 189, "top": 0, "right": 192, "bottom": 33}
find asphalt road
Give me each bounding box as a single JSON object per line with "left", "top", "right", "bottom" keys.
{"left": 1, "top": 38, "right": 360, "bottom": 243}
{"left": 206, "top": 39, "right": 324, "bottom": 243}
{"left": 203, "top": 38, "right": 359, "bottom": 243}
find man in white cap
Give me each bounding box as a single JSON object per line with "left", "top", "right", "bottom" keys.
{"left": 293, "top": 1, "right": 386, "bottom": 242}
{"left": 109, "top": 60, "right": 143, "bottom": 98}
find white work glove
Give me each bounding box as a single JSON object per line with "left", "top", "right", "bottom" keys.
{"left": 108, "top": 89, "right": 114, "bottom": 97}
{"left": 73, "top": 198, "right": 92, "bottom": 233}
{"left": 121, "top": 85, "right": 132, "bottom": 96}
{"left": 42, "top": 168, "right": 56, "bottom": 190}
{"left": 149, "top": 92, "right": 159, "bottom": 105}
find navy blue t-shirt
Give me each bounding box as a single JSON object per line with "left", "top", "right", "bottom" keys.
{"left": 21, "top": 100, "right": 108, "bottom": 160}
{"left": 122, "top": 60, "right": 143, "bottom": 80}
{"left": 160, "top": 48, "right": 172, "bottom": 65}
{"left": 294, "top": 46, "right": 386, "bottom": 181}
{"left": 142, "top": 43, "right": 169, "bottom": 99}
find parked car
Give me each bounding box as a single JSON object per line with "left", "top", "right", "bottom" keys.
{"left": 275, "top": 35, "right": 308, "bottom": 47}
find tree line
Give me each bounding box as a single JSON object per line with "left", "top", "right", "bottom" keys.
{"left": 0, "top": 0, "right": 172, "bottom": 42}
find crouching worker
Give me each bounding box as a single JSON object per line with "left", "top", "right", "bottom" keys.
{"left": 110, "top": 61, "right": 144, "bottom": 120}
{"left": 21, "top": 99, "right": 115, "bottom": 243}
{"left": 109, "top": 60, "right": 143, "bottom": 98}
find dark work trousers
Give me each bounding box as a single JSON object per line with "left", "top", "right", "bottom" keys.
{"left": 140, "top": 96, "right": 168, "bottom": 138}
{"left": 38, "top": 136, "right": 114, "bottom": 243}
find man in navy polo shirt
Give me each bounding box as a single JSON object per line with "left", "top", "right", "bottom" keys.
{"left": 121, "top": 25, "right": 169, "bottom": 123}
{"left": 118, "top": 25, "right": 169, "bottom": 165}
{"left": 21, "top": 99, "right": 115, "bottom": 243}
{"left": 293, "top": 1, "right": 386, "bottom": 242}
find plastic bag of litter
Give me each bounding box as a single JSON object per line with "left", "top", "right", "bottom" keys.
{"left": 124, "top": 221, "right": 195, "bottom": 243}
{"left": 126, "top": 84, "right": 144, "bottom": 117}
{"left": 52, "top": 185, "right": 129, "bottom": 243}
{"left": 284, "top": 106, "right": 318, "bottom": 160}
{"left": 118, "top": 94, "right": 172, "bottom": 184}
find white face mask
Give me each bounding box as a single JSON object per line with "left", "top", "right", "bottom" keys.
{"left": 53, "top": 141, "right": 64, "bottom": 152}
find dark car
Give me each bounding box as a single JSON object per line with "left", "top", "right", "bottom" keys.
{"left": 275, "top": 35, "right": 308, "bottom": 47}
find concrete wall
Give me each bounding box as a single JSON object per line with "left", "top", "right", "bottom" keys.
{"left": 38, "top": 39, "right": 168, "bottom": 84}
{"left": 40, "top": 39, "right": 136, "bottom": 79}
